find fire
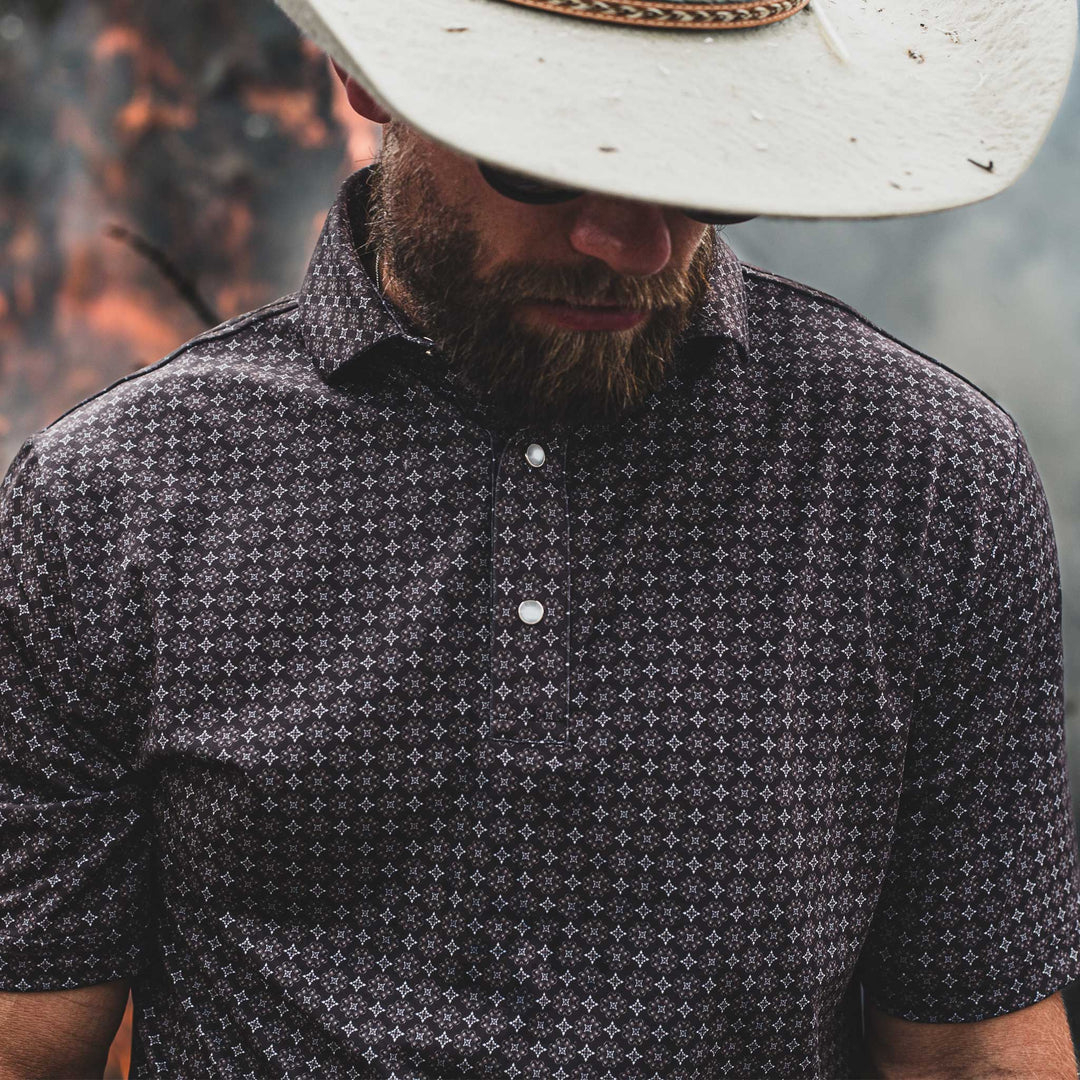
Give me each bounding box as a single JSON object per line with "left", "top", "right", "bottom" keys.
{"left": 0, "top": 9, "right": 379, "bottom": 474}
{"left": 55, "top": 240, "right": 200, "bottom": 364}
{"left": 104, "top": 996, "right": 133, "bottom": 1080}
{"left": 243, "top": 85, "right": 330, "bottom": 149}
{"left": 93, "top": 25, "right": 184, "bottom": 88}
{"left": 116, "top": 91, "right": 197, "bottom": 139}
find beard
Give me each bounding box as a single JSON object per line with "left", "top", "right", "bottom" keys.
{"left": 363, "top": 125, "right": 716, "bottom": 429}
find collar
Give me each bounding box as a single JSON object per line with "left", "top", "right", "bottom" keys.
{"left": 298, "top": 166, "right": 750, "bottom": 389}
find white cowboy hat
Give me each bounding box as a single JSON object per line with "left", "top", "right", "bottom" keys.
{"left": 274, "top": 0, "right": 1077, "bottom": 219}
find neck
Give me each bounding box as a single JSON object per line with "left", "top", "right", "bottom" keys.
{"left": 371, "top": 250, "right": 429, "bottom": 339}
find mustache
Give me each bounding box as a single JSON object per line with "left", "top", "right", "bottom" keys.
{"left": 473, "top": 256, "right": 707, "bottom": 314}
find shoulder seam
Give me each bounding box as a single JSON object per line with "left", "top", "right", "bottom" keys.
{"left": 38, "top": 294, "right": 300, "bottom": 434}
{"left": 740, "top": 263, "right": 1013, "bottom": 421}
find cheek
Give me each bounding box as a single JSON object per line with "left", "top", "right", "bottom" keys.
{"left": 673, "top": 221, "right": 710, "bottom": 269}
{"left": 474, "top": 207, "right": 570, "bottom": 276}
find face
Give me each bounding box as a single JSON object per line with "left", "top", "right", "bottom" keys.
{"left": 365, "top": 121, "right": 717, "bottom": 429}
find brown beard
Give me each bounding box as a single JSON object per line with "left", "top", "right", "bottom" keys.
{"left": 363, "top": 124, "right": 716, "bottom": 429}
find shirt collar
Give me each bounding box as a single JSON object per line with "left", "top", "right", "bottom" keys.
{"left": 299, "top": 166, "right": 750, "bottom": 388}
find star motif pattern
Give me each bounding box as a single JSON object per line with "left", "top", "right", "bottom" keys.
{"left": 1, "top": 168, "right": 1079, "bottom": 1079}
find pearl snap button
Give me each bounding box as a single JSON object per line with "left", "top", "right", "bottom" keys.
{"left": 525, "top": 443, "right": 546, "bottom": 468}
{"left": 517, "top": 599, "right": 545, "bottom": 625}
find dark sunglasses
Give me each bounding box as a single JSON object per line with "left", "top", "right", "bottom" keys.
{"left": 478, "top": 160, "right": 751, "bottom": 226}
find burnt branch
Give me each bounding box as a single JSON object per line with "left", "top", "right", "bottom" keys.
{"left": 104, "top": 223, "right": 222, "bottom": 328}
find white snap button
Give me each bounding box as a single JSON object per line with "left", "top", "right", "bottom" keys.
{"left": 525, "top": 443, "right": 546, "bottom": 468}
{"left": 517, "top": 599, "right": 545, "bottom": 625}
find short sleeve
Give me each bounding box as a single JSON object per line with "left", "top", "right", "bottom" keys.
{"left": 858, "top": 418, "right": 1080, "bottom": 1022}
{"left": 0, "top": 438, "right": 150, "bottom": 990}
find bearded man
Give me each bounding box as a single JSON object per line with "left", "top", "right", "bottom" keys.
{"left": 2, "top": 1, "right": 1080, "bottom": 1077}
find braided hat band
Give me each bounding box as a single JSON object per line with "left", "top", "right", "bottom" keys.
{"left": 491, "top": 0, "right": 810, "bottom": 30}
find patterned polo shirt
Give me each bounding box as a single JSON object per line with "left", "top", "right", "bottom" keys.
{"left": 2, "top": 166, "right": 1079, "bottom": 1080}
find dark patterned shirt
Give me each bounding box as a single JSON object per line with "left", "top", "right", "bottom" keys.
{"left": 2, "top": 166, "right": 1079, "bottom": 1080}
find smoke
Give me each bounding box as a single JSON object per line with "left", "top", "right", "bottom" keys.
{"left": 0, "top": 0, "right": 377, "bottom": 467}
{"left": 728, "top": 51, "right": 1080, "bottom": 800}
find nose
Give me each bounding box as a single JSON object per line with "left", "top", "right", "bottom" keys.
{"left": 567, "top": 194, "right": 673, "bottom": 278}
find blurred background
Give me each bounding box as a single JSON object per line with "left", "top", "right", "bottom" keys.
{"left": 1, "top": 1, "right": 1077, "bottom": 1074}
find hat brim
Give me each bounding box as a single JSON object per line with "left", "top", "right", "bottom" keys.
{"left": 277, "top": 0, "right": 1076, "bottom": 218}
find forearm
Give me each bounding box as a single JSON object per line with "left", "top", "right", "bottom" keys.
{"left": 865, "top": 993, "right": 1078, "bottom": 1080}
{"left": 0, "top": 981, "right": 129, "bottom": 1080}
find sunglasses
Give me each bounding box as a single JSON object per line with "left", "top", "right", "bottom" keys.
{"left": 478, "top": 160, "right": 750, "bottom": 226}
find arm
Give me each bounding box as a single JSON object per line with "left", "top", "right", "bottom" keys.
{"left": 0, "top": 443, "right": 148, "bottom": 1065}
{"left": 0, "top": 980, "right": 129, "bottom": 1080}
{"left": 856, "top": 423, "right": 1080, "bottom": 1042}
{"left": 865, "top": 992, "right": 1078, "bottom": 1080}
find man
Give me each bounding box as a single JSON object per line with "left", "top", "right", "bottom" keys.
{"left": 2, "top": 0, "right": 1079, "bottom": 1076}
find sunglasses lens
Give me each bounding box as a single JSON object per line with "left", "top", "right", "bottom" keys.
{"left": 478, "top": 161, "right": 583, "bottom": 205}
{"left": 682, "top": 209, "right": 755, "bottom": 226}
{"left": 477, "top": 162, "right": 752, "bottom": 222}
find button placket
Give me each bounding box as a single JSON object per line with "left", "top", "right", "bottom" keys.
{"left": 489, "top": 432, "right": 570, "bottom": 742}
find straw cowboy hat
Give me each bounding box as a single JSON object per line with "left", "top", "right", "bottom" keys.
{"left": 274, "top": 0, "right": 1077, "bottom": 218}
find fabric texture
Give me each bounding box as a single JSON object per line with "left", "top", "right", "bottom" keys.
{"left": 1, "top": 166, "right": 1079, "bottom": 1079}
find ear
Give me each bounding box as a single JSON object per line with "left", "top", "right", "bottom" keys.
{"left": 330, "top": 58, "right": 393, "bottom": 125}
